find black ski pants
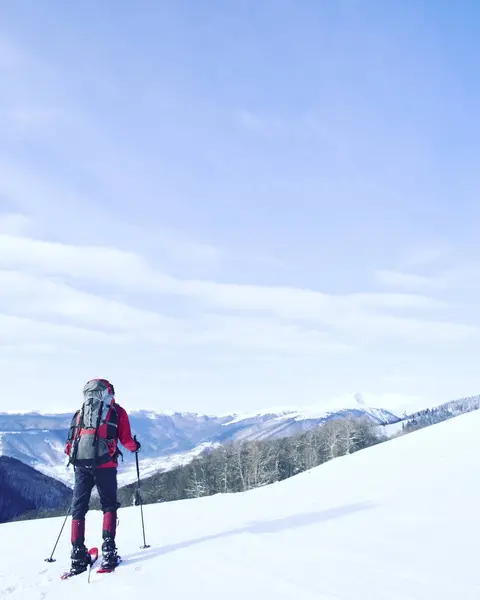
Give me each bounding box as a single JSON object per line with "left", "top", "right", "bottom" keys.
{"left": 71, "top": 466, "right": 120, "bottom": 520}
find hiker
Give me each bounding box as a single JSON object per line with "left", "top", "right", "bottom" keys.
{"left": 64, "top": 378, "right": 141, "bottom": 574}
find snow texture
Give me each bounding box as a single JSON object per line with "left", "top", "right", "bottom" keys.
{"left": 1, "top": 408, "right": 479, "bottom": 598}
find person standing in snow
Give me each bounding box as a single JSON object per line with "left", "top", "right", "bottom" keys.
{"left": 65, "top": 378, "right": 141, "bottom": 573}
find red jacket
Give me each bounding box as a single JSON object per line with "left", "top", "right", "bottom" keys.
{"left": 65, "top": 402, "right": 137, "bottom": 468}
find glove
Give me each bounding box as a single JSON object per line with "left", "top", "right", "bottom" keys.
{"left": 134, "top": 439, "right": 141, "bottom": 453}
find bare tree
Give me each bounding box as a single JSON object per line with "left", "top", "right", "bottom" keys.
{"left": 186, "top": 465, "right": 208, "bottom": 499}
{"left": 232, "top": 442, "right": 248, "bottom": 491}
{"left": 338, "top": 416, "right": 358, "bottom": 455}
{"left": 303, "top": 429, "right": 320, "bottom": 470}
{"left": 322, "top": 419, "right": 342, "bottom": 460}
{"left": 246, "top": 441, "right": 278, "bottom": 488}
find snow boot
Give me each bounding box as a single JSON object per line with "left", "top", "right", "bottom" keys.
{"left": 68, "top": 518, "right": 91, "bottom": 574}
{"left": 100, "top": 536, "right": 120, "bottom": 570}
{"left": 70, "top": 543, "right": 92, "bottom": 575}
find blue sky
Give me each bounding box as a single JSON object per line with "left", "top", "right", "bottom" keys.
{"left": 1, "top": 0, "right": 479, "bottom": 415}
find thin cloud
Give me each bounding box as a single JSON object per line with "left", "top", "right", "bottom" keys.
{"left": 400, "top": 242, "right": 452, "bottom": 270}
{"left": 0, "top": 233, "right": 476, "bottom": 348}
{"left": 0, "top": 212, "right": 33, "bottom": 236}
{"left": 228, "top": 251, "right": 300, "bottom": 272}
{"left": 0, "top": 161, "right": 222, "bottom": 268}
{"left": 0, "top": 313, "right": 123, "bottom": 346}
{"left": 374, "top": 269, "right": 445, "bottom": 290}
{"left": 0, "top": 267, "right": 348, "bottom": 355}
{"left": 153, "top": 228, "right": 220, "bottom": 264}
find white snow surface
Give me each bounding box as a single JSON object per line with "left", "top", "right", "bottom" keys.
{"left": 2, "top": 409, "right": 480, "bottom": 599}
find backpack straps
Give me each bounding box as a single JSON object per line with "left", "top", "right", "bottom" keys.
{"left": 67, "top": 410, "right": 80, "bottom": 443}
{"left": 104, "top": 403, "right": 118, "bottom": 437}
{"left": 91, "top": 400, "right": 104, "bottom": 470}
{"left": 67, "top": 407, "right": 84, "bottom": 467}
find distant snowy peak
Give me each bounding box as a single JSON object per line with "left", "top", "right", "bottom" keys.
{"left": 128, "top": 409, "right": 222, "bottom": 421}
{"left": 289, "top": 406, "right": 399, "bottom": 424}
{"left": 222, "top": 404, "right": 399, "bottom": 427}
{"left": 222, "top": 408, "right": 298, "bottom": 426}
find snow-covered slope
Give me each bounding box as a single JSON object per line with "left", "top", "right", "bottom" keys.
{"left": 0, "top": 402, "right": 400, "bottom": 486}
{"left": 1, "top": 408, "right": 480, "bottom": 599}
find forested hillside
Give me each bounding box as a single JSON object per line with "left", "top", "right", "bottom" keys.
{"left": 114, "top": 415, "right": 384, "bottom": 507}
{"left": 398, "top": 394, "right": 480, "bottom": 434}
{"left": 0, "top": 456, "right": 72, "bottom": 523}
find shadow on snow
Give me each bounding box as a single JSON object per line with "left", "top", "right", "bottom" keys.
{"left": 123, "top": 501, "right": 377, "bottom": 566}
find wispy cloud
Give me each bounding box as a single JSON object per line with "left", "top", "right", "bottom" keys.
{"left": 0, "top": 33, "right": 64, "bottom": 143}
{"left": 374, "top": 240, "right": 457, "bottom": 292}
{"left": 374, "top": 269, "right": 444, "bottom": 290}
{"left": 0, "top": 267, "right": 349, "bottom": 356}
{"left": 0, "top": 232, "right": 475, "bottom": 352}
{"left": 399, "top": 242, "right": 452, "bottom": 270}
{"left": 0, "top": 313, "right": 120, "bottom": 347}
{"left": 151, "top": 229, "right": 220, "bottom": 265}
{"left": 0, "top": 212, "right": 32, "bottom": 236}
{"left": 0, "top": 38, "right": 221, "bottom": 270}
{"left": 0, "top": 153, "right": 221, "bottom": 267}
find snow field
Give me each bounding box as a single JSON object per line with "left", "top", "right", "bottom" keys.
{"left": 1, "top": 409, "right": 480, "bottom": 599}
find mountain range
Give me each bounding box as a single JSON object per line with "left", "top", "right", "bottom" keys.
{"left": 0, "top": 403, "right": 400, "bottom": 487}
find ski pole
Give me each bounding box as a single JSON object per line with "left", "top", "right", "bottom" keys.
{"left": 45, "top": 503, "right": 71, "bottom": 562}
{"left": 133, "top": 435, "right": 150, "bottom": 549}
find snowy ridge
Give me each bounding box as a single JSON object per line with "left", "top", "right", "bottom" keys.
{"left": 221, "top": 408, "right": 297, "bottom": 425}
{"left": 288, "top": 405, "right": 396, "bottom": 423}
{"left": 128, "top": 408, "right": 220, "bottom": 420}
{"left": 222, "top": 404, "right": 398, "bottom": 427}
{"left": 1, "top": 406, "right": 480, "bottom": 598}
